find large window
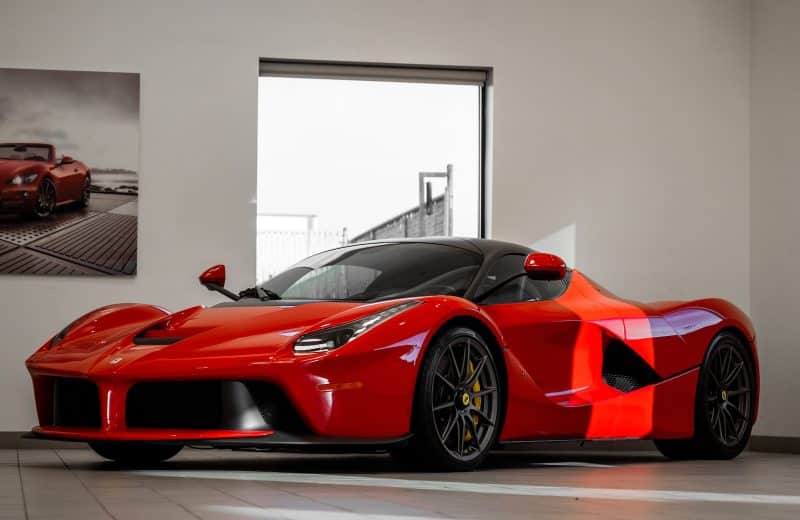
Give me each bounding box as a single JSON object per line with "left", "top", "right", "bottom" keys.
{"left": 257, "top": 61, "right": 488, "bottom": 282}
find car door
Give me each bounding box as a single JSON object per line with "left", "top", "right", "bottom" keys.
{"left": 478, "top": 254, "right": 626, "bottom": 439}
{"left": 49, "top": 157, "right": 83, "bottom": 202}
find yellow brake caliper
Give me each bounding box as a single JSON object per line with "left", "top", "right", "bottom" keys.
{"left": 464, "top": 360, "right": 482, "bottom": 443}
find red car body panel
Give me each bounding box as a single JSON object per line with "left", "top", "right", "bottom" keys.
{"left": 0, "top": 142, "right": 89, "bottom": 214}
{"left": 26, "top": 250, "right": 758, "bottom": 448}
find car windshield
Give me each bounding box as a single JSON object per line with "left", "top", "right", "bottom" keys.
{"left": 259, "top": 243, "right": 482, "bottom": 301}
{"left": 0, "top": 144, "right": 52, "bottom": 162}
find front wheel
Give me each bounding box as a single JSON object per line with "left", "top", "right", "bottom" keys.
{"left": 32, "top": 179, "right": 56, "bottom": 218}
{"left": 89, "top": 442, "right": 183, "bottom": 465}
{"left": 655, "top": 331, "right": 755, "bottom": 460}
{"left": 396, "top": 327, "right": 503, "bottom": 471}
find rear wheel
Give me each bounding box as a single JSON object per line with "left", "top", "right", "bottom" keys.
{"left": 89, "top": 442, "right": 183, "bottom": 464}
{"left": 77, "top": 177, "right": 91, "bottom": 208}
{"left": 394, "top": 327, "right": 502, "bottom": 471}
{"left": 655, "top": 331, "right": 755, "bottom": 460}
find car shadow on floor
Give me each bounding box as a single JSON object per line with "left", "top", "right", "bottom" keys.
{"left": 65, "top": 448, "right": 668, "bottom": 475}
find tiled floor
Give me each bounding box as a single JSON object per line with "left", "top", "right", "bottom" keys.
{"left": 4, "top": 448, "right": 800, "bottom": 519}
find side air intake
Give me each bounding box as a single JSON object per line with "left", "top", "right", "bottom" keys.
{"left": 602, "top": 341, "right": 661, "bottom": 392}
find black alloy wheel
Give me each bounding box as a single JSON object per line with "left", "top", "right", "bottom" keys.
{"left": 78, "top": 177, "right": 91, "bottom": 208}
{"left": 397, "top": 326, "right": 502, "bottom": 471}
{"left": 703, "top": 337, "right": 754, "bottom": 448}
{"left": 655, "top": 331, "right": 755, "bottom": 460}
{"left": 34, "top": 179, "right": 56, "bottom": 218}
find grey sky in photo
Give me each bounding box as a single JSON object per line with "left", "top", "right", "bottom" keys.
{"left": 0, "top": 67, "right": 139, "bottom": 171}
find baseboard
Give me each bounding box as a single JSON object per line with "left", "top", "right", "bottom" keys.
{"left": 0, "top": 431, "right": 86, "bottom": 449}
{"left": 749, "top": 435, "right": 800, "bottom": 454}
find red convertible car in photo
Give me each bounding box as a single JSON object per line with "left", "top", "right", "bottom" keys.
{"left": 25, "top": 238, "right": 758, "bottom": 470}
{"left": 0, "top": 142, "right": 91, "bottom": 218}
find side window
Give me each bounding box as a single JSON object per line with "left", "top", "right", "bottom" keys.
{"left": 478, "top": 254, "right": 570, "bottom": 304}
{"left": 522, "top": 275, "right": 569, "bottom": 302}
{"left": 475, "top": 254, "right": 525, "bottom": 298}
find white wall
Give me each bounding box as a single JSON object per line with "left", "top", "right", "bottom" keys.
{"left": 0, "top": 0, "right": 751, "bottom": 431}
{"left": 751, "top": 0, "right": 800, "bottom": 438}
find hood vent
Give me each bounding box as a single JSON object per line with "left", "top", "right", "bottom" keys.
{"left": 132, "top": 307, "right": 211, "bottom": 345}
{"left": 133, "top": 334, "right": 184, "bottom": 345}
{"left": 133, "top": 321, "right": 185, "bottom": 345}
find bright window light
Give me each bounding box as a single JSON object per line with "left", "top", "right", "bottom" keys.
{"left": 257, "top": 76, "right": 481, "bottom": 282}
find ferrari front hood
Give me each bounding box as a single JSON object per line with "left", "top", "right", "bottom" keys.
{"left": 135, "top": 301, "right": 363, "bottom": 347}
{"left": 37, "top": 300, "right": 372, "bottom": 375}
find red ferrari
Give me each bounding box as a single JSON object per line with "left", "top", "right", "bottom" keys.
{"left": 26, "top": 238, "right": 758, "bottom": 470}
{"left": 0, "top": 142, "right": 91, "bottom": 218}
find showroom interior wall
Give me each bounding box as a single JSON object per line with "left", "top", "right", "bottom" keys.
{"left": 751, "top": 0, "right": 800, "bottom": 439}
{"left": 0, "top": 1, "right": 755, "bottom": 432}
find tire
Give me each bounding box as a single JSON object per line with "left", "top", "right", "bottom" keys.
{"left": 77, "top": 176, "right": 91, "bottom": 208}
{"left": 655, "top": 331, "right": 755, "bottom": 460}
{"left": 31, "top": 178, "right": 56, "bottom": 218}
{"left": 89, "top": 442, "right": 183, "bottom": 465}
{"left": 395, "top": 326, "right": 503, "bottom": 471}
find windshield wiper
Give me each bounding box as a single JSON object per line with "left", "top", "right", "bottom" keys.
{"left": 238, "top": 286, "right": 282, "bottom": 301}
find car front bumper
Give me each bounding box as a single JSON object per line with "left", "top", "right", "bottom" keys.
{"left": 0, "top": 184, "right": 37, "bottom": 213}
{"left": 26, "top": 333, "right": 426, "bottom": 444}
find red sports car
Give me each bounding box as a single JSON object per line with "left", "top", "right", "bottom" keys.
{"left": 0, "top": 142, "right": 91, "bottom": 218}
{"left": 26, "top": 239, "right": 758, "bottom": 470}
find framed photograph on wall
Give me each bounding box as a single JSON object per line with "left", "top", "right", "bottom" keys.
{"left": 0, "top": 67, "right": 139, "bottom": 276}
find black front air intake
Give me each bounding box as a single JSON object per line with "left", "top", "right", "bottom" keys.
{"left": 125, "top": 380, "right": 308, "bottom": 433}
{"left": 602, "top": 341, "right": 661, "bottom": 392}
{"left": 52, "top": 378, "right": 101, "bottom": 428}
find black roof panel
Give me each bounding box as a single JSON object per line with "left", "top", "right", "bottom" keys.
{"left": 348, "top": 236, "right": 532, "bottom": 257}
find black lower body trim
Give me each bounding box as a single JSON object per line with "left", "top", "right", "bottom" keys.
{"left": 203, "top": 432, "right": 413, "bottom": 453}
{"left": 22, "top": 430, "right": 413, "bottom": 454}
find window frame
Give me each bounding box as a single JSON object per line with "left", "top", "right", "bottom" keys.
{"left": 258, "top": 58, "right": 491, "bottom": 238}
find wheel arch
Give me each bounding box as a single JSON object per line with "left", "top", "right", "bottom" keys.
{"left": 39, "top": 173, "right": 57, "bottom": 194}
{"left": 409, "top": 314, "right": 509, "bottom": 438}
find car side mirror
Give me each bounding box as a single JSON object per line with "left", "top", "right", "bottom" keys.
{"left": 199, "top": 265, "right": 240, "bottom": 300}
{"left": 524, "top": 252, "right": 567, "bottom": 281}
{"left": 61, "top": 155, "right": 74, "bottom": 165}
{"left": 200, "top": 264, "right": 226, "bottom": 287}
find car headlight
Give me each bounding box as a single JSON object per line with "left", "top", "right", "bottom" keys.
{"left": 9, "top": 173, "right": 39, "bottom": 185}
{"left": 293, "top": 301, "right": 420, "bottom": 354}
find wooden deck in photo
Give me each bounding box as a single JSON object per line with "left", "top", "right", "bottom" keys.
{"left": 0, "top": 193, "right": 137, "bottom": 276}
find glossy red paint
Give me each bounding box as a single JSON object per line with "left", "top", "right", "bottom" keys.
{"left": 524, "top": 252, "right": 567, "bottom": 280}
{"left": 0, "top": 142, "right": 90, "bottom": 215}
{"left": 26, "top": 248, "right": 758, "bottom": 448}
{"left": 199, "top": 264, "right": 226, "bottom": 287}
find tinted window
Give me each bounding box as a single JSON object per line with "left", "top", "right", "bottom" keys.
{"left": 528, "top": 276, "right": 569, "bottom": 301}
{"left": 475, "top": 254, "right": 525, "bottom": 297}
{"left": 259, "top": 243, "right": 481, "bottom": 301}
{"left": 478, "top": 254, "right": 568, "bottom": 304}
